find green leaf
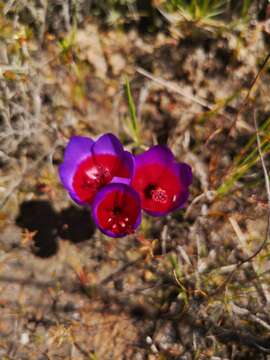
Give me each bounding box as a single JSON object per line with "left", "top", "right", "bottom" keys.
{"left": 124, "top": 77, "right": 140, "bottom": 144}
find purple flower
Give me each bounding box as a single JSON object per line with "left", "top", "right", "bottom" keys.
{"left": 131, "top": 145, "right": 192, "bottom": 216}
{"left": 59, "top": 133, "right": 133, "bottom": 206}
{"left": 92, "top": 179, "right": 141, "bottom": 238}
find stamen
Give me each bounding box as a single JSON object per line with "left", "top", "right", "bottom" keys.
{"left": 119, "top": 220, "right": 126, "bottom": 228}
{"left": 151, "top": 187, "right": 168, "bottom": 203}
{"left": 106, "top": 210, "right": 132, "bottom": 235}
{"left": 144, "top": 184, "right": 168, "bottom": 204}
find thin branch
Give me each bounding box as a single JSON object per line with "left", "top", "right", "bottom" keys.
{"left": 136, "top": 67, "right": 213, "bottom": 109}
{"left": 229, "top": 51, "right": 270, "bottom": 134}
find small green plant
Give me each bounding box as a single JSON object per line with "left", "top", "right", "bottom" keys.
{"left": 168, "top": 254, "right": 189, "bottom": 306}
{"left": 58, "top": 22, "right": 77, "bottom": 58}
{"left": 90, "top": 0, "right": 138, "bottom": 26}
{"left": 164, "top": 0, "right": 255, "bottom": 32}
{"left": 241, "top": 0, "right": 254, "bottom": 18}
{"left": 124, "top": 77, "right": 141, "bottom": 147}
{"left": 89, "top": 353, "right": 99, "bottom": 360}
{"left": 217, "top": 117, "right": 270, "bottom": 196}
{"left": 166, "top": 0, "right": 227, "bottom": 23}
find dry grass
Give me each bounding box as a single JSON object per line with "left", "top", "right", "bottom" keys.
{"left": 1, "top": 1, "right": 270, "bottom": 359}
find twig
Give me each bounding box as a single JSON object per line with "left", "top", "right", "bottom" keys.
{"left": 184, "top": 190, "right": 216, "bottom": 218}
{"left": 136, "top": 67, "right": 213, "bottom": 109}
{"left": 229, "top": 51, "right": 270, "bottom": 134}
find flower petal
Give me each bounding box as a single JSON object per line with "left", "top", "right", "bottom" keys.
{"left": 178, "top": 162, "right": 192, "bottom": 188}
{"left": 92, "top": 183, "right": 141, "bottom": 238}
{"left": 92, "top": 133, "right": 123, "bottom": 158}
{"left": 132, "top": 161, "right": 181, "bottom": 215}
{"left": 174, "top": 188, "right": 190, "bottom": 210}
{"left": 63, "top": 136, "right": 94, "bottom": 164}
{"left": 111, "top": 177, "right": 131, "bottom": 186}
{"left": 68, "top": 190, "right": 86, "bottom": 206}
{"left": 132, "top": 146, "right": 192, "bottom": 216}
{"left": 117, "top": 150, "right": 134, "bottom": 180}
{"left": 92, "top": 134, "right": 134, "bottom": 179}
{"left": 133, "top": 145, "right": 175, "bottom": 186}
{"left": 134, "top": 145, "right": 174, "bottom": 172}
{"left": 59, "top": 136, "right": 94, "bottom": 194}
{"left": 59, "top": 164, "right": 86, "bottom": 206}
{"left": 59, "top": 134, "right": 135, "bottom": 206}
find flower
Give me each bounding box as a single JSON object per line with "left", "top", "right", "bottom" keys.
{"left": 131, "top": 145, "right": 192, "bottom": 216}
{"left": 59, "top": 133, "right": 133, "bottom": 205}
{"left": 92, "top": 180, "right": 141, "bottom": 238}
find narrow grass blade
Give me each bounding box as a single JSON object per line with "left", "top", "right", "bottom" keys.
{"left": 124, "top": 77, "right": 140, "bottom": 144}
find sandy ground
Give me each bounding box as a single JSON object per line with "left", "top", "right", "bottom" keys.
{"left": 1, "top": 1, "right": 270, "bottom": 358}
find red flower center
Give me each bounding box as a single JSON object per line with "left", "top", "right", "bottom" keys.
{"left": 107, "top": 206, "right": 133, "bottom": 235}
{"left": 96, "top": 189, "right": 139, "bottom": 236}
{"left": 132, "top": 163, "right": 181, "bottom": 214}
{"left": 73, "top": 154, "right": 129, "bottom": 203}
{"left": 144, "top": 184, "right": 168, "bottom": 203}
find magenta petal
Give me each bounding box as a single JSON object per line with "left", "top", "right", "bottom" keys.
{"left": 111, "top": 177, "right": 131, "bottom": 185}
{"left": 92, "top": 133, "right": 123, "bottom": 158}
{"left": 63, "top": 136, "right": 94, "bottom": 164}
{"left": 92, "top": 183, "right": 141, "bottom": 238}
{"left": 59, "top": 162, "right": 77, "bottom": 196}
{"left": 178, "top": 163, "right": 192, "bottom": 188}
{"left": 59, "top": 136, "right": 94, "bottom": 194}
{"left": 122, "top": 150, "right": 134, "bottom": 179}
{"left": 176, "top": 189, "right": 190, "bottom": 209}
{"left": 59, "top": 165, "right": 86, "bottom": 206}
{"left": 135, "top": 145, "right": 174, "bottom": 168}
{"left": 68, "top": 191, "right": 85, "bottom": 206}
{"left": 59, "top": 133, "right": 135, "bottom": 207}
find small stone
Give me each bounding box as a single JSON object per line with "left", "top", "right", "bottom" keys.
{"left": 20, "top": 332, "right": 29, "bottom": 345}
{"left": 72, "top": 312, "right": 80, "bottom": 320}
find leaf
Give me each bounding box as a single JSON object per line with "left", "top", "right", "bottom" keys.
{"left": 124, "top": 77, "right": 140, "bottom": 144}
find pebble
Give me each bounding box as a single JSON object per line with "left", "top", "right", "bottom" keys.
{"left": 20, "top": 332, "right": 29, "bottom": 345}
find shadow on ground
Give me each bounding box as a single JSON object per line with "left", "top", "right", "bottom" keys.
{"left": 16, "top": 200, "right": 95, "bottom": 258}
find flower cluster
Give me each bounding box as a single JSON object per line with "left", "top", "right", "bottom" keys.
{"left": 59, "top": 133, "right": 192, "bottom": 238}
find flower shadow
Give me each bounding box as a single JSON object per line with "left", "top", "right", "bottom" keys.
{"left": 16, "top": 200, "right": 95, "bottom": 258}
{"left": 57, "top": 206, "right": 95, "bottom": 243}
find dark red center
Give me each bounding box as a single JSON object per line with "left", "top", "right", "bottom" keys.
{"left": 73, "top": 154, "right": 129, "bottom": 204}
{"left": 144, "top": 184, "right": 168, "bottom": 204}
{"left": 96, "top": 189, "right": 139, "bottom": 236}
{"left": 151, "top": 187, "right": 168, "bottom": 203}
{"left": 107, "top": 208, "right": 132, "bottom": 234}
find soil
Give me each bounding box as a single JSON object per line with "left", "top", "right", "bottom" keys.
{"left": 1, "top": 1, "right": 270, "bottom": 359}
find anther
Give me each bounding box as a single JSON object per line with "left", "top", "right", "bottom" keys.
{"left": 151, "top": 187, "right": 168, "bottom": 203}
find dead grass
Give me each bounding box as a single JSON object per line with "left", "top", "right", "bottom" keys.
{"left": 1, "top": 1, "right": 270, "bottom": 359}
